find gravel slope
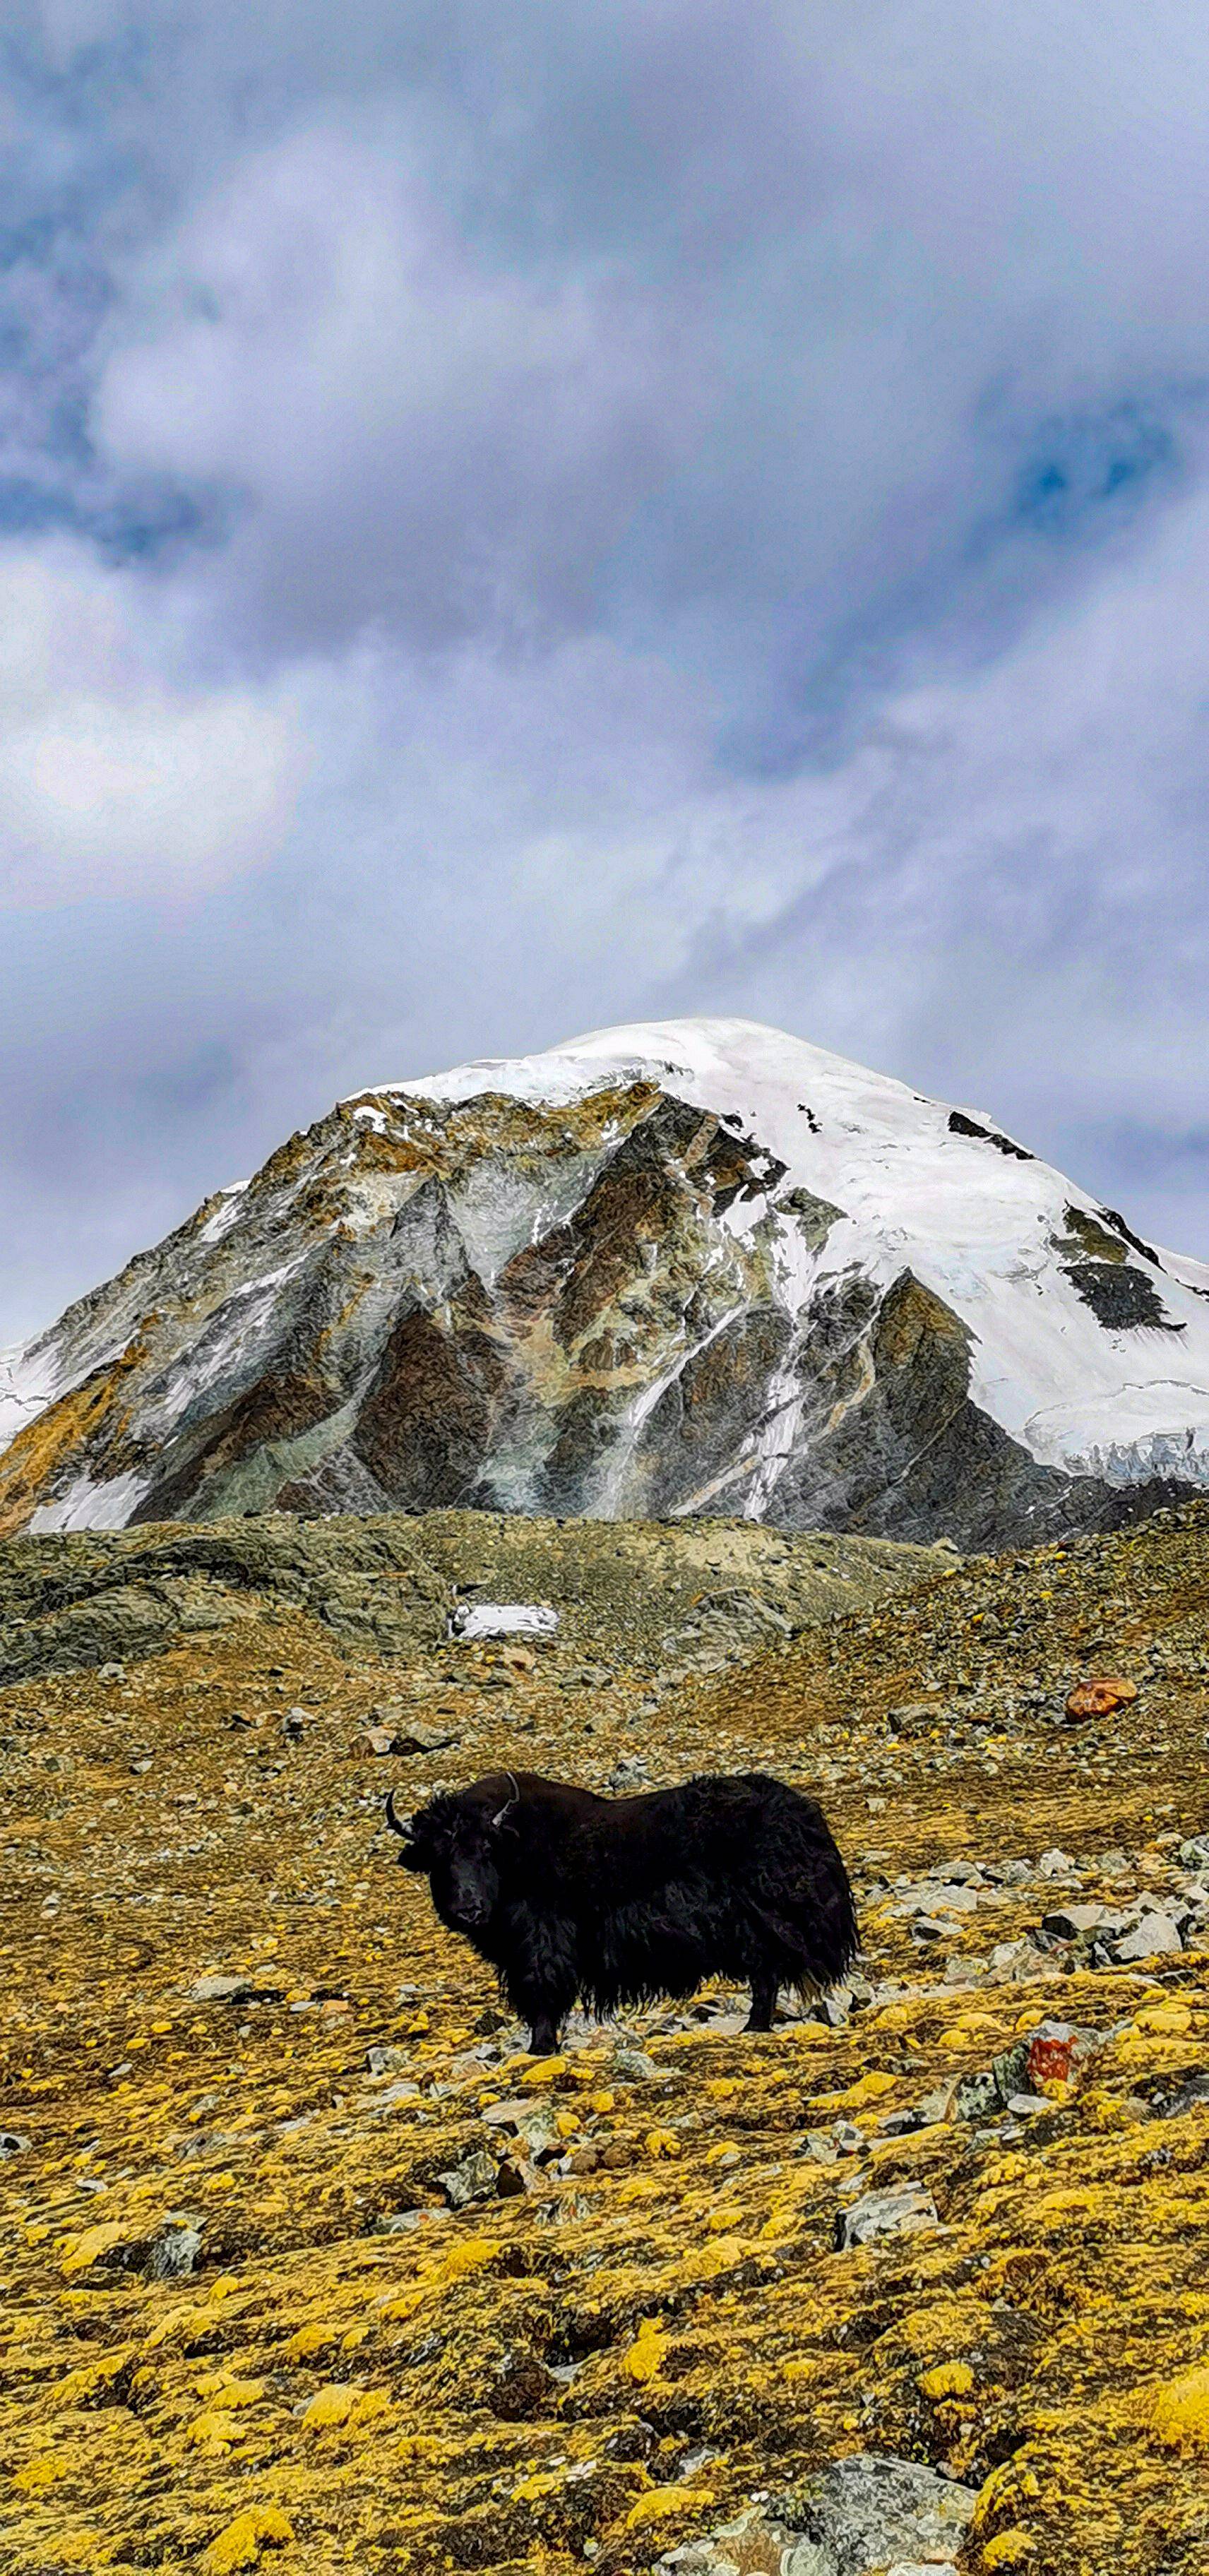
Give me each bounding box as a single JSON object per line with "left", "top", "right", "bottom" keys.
{"left": 1, "top": 1503, "right": 1207, "bottom": 2574}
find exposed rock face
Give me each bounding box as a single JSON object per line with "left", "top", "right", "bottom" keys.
{"left": 3, "top": 1016, "right": 1209, "bottom": 1544}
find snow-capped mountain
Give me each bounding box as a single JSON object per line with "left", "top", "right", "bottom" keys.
{"left": 3, "top": 1016, "right": 1208, "bottom": 1547}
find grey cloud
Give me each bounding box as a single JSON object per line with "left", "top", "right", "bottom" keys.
{"left": 95, "top": 113, "right": 695, "bottom": 651}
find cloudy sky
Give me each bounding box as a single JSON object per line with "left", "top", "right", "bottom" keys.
{"left": 3, "top": 1, "right": 1208, "bottom": 1343}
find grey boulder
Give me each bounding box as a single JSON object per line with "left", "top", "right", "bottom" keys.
{"left": 1112, "top": 1912, "right": 1184, "bottom": 1961}
{"left": 835, "top": 2184, "right": 941, "bottom": 2250}
{"left": 656, "top": 2453, "right": 977, "bottom": 2576}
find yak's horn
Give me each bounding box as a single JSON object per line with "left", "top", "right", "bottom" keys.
{"left": 491, "top": 1770, "right": 521, "bottom": 1830}
{"left": 384, "top": 1791, "right": 413, "bottom": 1839}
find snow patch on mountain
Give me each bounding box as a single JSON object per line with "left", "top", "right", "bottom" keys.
{"left": 0, "top": 1339, "right": 61, "bottom": 1454}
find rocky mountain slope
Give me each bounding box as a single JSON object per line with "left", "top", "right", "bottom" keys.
{"left": 4, "top": 1017, "right": 1209, "bottom": 1548}
{"left": 0, "top": 1508, "right": 951, "bottom": 1693}
{"left": 2, "top": 1497, "right": 1208, "bottom": 2575}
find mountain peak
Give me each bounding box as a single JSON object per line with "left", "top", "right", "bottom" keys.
{"left": 3, "top": 1021, "right": 1208, "bottom": 1541}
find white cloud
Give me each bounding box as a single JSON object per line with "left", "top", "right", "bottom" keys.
{"left": 0, "top": 543, "right": 306, "bottom": 907}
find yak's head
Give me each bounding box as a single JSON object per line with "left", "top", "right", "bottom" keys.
{"left": 385, "top": 1778, "right": 519, "bottom": 1933}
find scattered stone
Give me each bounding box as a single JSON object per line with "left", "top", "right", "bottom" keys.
{"left": 886, "top": 1705, "right": 940, "bottom": 1737}
{"left": 912, "top": 2082, "right": 959, "bottom": 2126}
{"left": 0, "top": 2133, "right": 30, "bottom": 2159}
{"left": 188, "top": 1974, "right": 258, "bottom": 2005}
{"left": 991, "top": 2039, "right": 1030, "bottom": 2101}
{"left": 606, "top": 1755, "right": 652, "bottom": 1794}
{"left": 987, "top": 1938, "right": 1035, "bottom": 1978}
{"left": 1066, "top": 1675, "right": 1138, "bottom": 1719}
{"left": 380, "top": 1716, "right": 463, "bottom": 1756}
{"left": 835, "top": 2184, "right": 941, "bottom": 2249}
{"left": 493, "top": 2153, "right": 537, "bottom": 2198}
{"left": 98, "top": 1662, "right": 126, "bottom": 1683}
{"left": 1112, "top": 1911, "right": 1184, "bottom": 1961}
{"left": 657, "top": 2452, "right": 976, "bottom": 2576}
{"left": 1041, "top": 1902, "right": 1109, "bottom": 1940}
{"left": 437, "top": 2149, "right": 499, "bottom": 2209}
{"left": 953, "top": 2071, "right": 999, "bottom": 2121}
{"left": 895, "top": 1881, "right": 979, "bottom": 1917}
{"left": 144, "top": 2222, "right": 203, "bottom": 2280}
{"left": 1027, "top": 2020, "right": 1080, "bottom": 2085}
{"left": 364, "top": 2045, "right": 410, "bottom": 2077}
{"left": 281, "top": 1708, "right": 307, "bottom": 1741}
{"left": 874, "top": 2110, "right": 920, "bottom": 2140}
{"left": 610, "top": 2046, "right": 666, "bottom": 2082}
{"left": 400, "top": 1717, "right": 463, "bottom": 1753}
{"left": 481, "top": 2099, "right": 561, "bottom": 2159}
{"left": 808, "top": 1974, "right": 871, "bottom": 2027}
{"left": 227, "top": 1711, "right": 259, "bottom": 1730}
{"left": 1163, "top": 2073, "right": 1209, "bottom": 2116}
{"left": 804, "top": 2130, "right": 842, "bottom": 2164}
{"left": 942, "top": 1954, "right": 987, "bottom": 1987}
{"left": 932, "top": 1881, "right": 979, "bottom": 1912}
{"left": 1038, "top": 1848, "right": 1080, "bottom": 1878}
{"left": 371, "top": 2081, "right": 421, "bottom": 2111}
{"left": 1179, "top": 1833, "right": 1209, "bottom": 1870}
{"left": 357, "top": 1726, "right": 395, "bottom": 1758}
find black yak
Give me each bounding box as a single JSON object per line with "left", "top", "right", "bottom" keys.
{"left": 385, "top": 1768, "right": 857, "bottom": 2054}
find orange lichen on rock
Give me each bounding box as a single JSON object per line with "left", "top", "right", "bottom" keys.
{"left": 1065, "top": 1675, "right": 1138, "bottom": 1719}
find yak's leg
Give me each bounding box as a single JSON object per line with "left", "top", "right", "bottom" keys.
{"left": 745, "top": 1972, "right": 778, "bottom": 2032}
{"left": 503, "top": 1907, "right": 578, "bottom": 2056}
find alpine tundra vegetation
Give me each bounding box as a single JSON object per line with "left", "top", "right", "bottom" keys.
{"left": 1, "top": 1493, "right": 1208, "bottom": 2572}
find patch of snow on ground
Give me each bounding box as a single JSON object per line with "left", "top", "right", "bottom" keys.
{"left": 28, "top": 1469, "right": 149, "bottom": 1532}
{"left": 449, "top": 1603, "right": 559, "bottom": 1640}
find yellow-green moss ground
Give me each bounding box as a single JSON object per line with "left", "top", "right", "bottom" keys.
{"left": 2, "top": 1507, "right": 1208, "bottom": 2575}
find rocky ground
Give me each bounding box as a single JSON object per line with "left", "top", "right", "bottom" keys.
{"left": 0, "top": 1509, "right": 951, "bottom": 1692}
{"left": 1, "top": 1503, "right": 1208, "bottom": 2576}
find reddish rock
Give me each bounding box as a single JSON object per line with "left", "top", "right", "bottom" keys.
{"left": 1065, "top": 1676, "right": 1138, "bottom": 1720}
{"left": 1027, "top": 2022, "right": 1076, "bottom": 2087}
{"left": 357, "top": 1726, "right": 395, "bottom": 1758}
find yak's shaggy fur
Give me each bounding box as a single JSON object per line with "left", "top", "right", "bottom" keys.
{"left": 387, "top": 1768, "right": 857, "bottom": 2053}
